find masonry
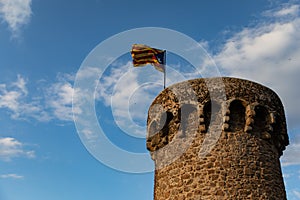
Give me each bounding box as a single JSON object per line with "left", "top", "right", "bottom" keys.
{"left": 146, "top": 77, "right": 289, "bottom": 200}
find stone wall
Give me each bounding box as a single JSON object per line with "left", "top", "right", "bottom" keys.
{"left": 147, "top": 77, "right": 289, "bottom": 200}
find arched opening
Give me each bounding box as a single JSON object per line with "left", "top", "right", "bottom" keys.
{"left": 148, "top": 111, "right": 174, "bottom": 138}
{"left": 229, "top": 100, "right": 246, "bottom": 131}
{"left": 148, "top": 120, "right": 158, "bottom": 137}
{"left": 253, "top": 105, "right": 269, "bottom": 133}
{"left": 203, "top": 100, "right": 221, "bottom": 131}
{"left": 160, "top": 111, "right": 174, "bottom": 135}
{"left": 179, "top": 104, "right": 197, "bottom": 134}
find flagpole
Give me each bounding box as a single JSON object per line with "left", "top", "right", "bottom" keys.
{"left": 163, "top": 50, "right": 166, "bottom": 89}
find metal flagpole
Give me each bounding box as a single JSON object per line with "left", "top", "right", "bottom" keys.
{"left": 163, "top": 50, "right": 166, "bottom": 89}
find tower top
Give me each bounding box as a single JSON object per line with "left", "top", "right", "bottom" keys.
{"left": 147, "top": 77, "right": 288, "bottom": 157}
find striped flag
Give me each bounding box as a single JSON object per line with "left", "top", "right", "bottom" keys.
{"left": 131, "top": 44, "right": 166, "bottom": 72}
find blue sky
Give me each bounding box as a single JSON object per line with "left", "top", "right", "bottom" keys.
{"left": 0, "top": 0, "right": 300, "bottom": 199}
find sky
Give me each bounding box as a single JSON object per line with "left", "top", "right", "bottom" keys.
{"left": 0, "top": 0, "right": 300, "bottom": 199}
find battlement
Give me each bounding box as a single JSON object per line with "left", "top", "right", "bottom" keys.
{"left": 147, "top": 77, "right": 288, "bottom": 156}
{"left": 147, "top": 77, "right": 289, "bottom": 200}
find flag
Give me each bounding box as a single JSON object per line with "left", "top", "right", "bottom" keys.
{"left": 131, "top": 44, "right": 166, "bottom": 72}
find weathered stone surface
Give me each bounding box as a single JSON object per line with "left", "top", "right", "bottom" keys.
{"left": 147, "top": 77, "right": 289, "bottom": 200}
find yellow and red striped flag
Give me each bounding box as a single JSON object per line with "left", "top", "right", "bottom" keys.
{"left": 131, "top": 44, "right": 166, "bottom": 72}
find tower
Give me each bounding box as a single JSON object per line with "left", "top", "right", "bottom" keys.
{"left": 147, "top": 77, "right": 289, "bottom": 200}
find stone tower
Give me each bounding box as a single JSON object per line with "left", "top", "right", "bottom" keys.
{"left": 147, "top": 77, "right": 289, "bottom": 200}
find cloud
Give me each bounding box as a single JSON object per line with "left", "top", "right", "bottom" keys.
{"left": 0, "top": 173, "right": 24, "bottom": 179}
{"left": 96, "top": 61, "right": 155, "bottom": 137}
{"left": 0, "top": 0, "right": 32, "bottom": 36}
{"left": 281, "top": 134, "right": 300, "bottom": 166}
{"left": 95, "top": 60, "right": 195, "bottom": 137}
{"left": 0, "top": 137, "right": 35, "bottom": 161}
{"left": 212, "top": 2, "right": 300, "bottom": 129}
{"left": 13, "top": 74, "right": 28, "bottom": 95}
{"left": 0, "top": 74, "right": 79, "bottom": 123}
{"left": 96, "top": 63, "right": 129, "bottom": 106}
{"left": 282, "top": 172, "right": 291, "bottom": 178}
{"left": 46, "top": 73, "right": 75, "bottom": 121}
{"left": 75, "top": 66, "right": 103, "bottom": 82}
{"left": 0, "top": 75, "right": 51, "bottom": 121}
{"left": 293, "top": 190, "right": 300, "bottom": 199}
{"left": 267, "top": 4, "right": 300, "bottom": 17}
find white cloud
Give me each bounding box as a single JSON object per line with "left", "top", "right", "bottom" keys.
{"left": 13, "top": 74, "right": 28, "bottom": 95}
{"left": 96, "top": 64, "right": 129, "bottom": 106}
{"left": 0, "top": 75, "right": 50, "bottom": 121}
{"left": 76, "top": 66, "right": 102, "bottom": 81}
{"left": 95, "top": 60, "right": 193, "bottom": 137}
{"left": 281, "top": 134, "right": 300, "bottom": 166}
{"left": 0, "top": 137, "right": 35, "bottom": 161}
{"left": 0, "top": 173, "right": 24, "bottom": 179}
{"left": 94, "top": 58, "right": 208, "bottom": 137}
{"left": 0, "top": 0, "right": 32, "bottom": 36}
{"left": 212, "top": 3, "right": 300, "bottom": 129}
{"left": 274, "top": 4, "right": 299, "bottom": 17}
{"left": 81, "top": 129, "right": 97, "bottom": 140}
{"left": 0, "top": 74, "right": 79, "bottom": 123}
{"left": 46, "top": 74, "right": 75, "bottom": 121}
{"left": 96, "top": 62, "right": 152, "bottom": 137}
{"left": 282, "top": 173, "right": 291, "bottom": 178}
{"left": 293, "top": 190, "right": 300, "bottom": 199}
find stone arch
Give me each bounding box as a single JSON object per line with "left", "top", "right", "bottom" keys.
{"left": 148, "top": 110, "right": 174, "bottom": 138}
{"left": 147, "top": 110, "right": 174, "bottom": 151}
{"left": 203, "top": 100, "right": 222, "bottom": 131}
{"left": 148, "top": 120, "right": 158, "bottom": 138}
{"left": 178, "top": 104, "right": 198, "bottom": 135}
{"left": 161, "top": 111, "right": 174, "bottom": 134}
{"left": 228, "top": 99, "right": 246, "bottom": 131}
{"left": 252, "top": 105, "right": 270, "bottom": 133}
